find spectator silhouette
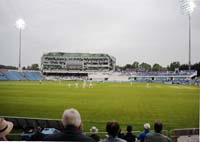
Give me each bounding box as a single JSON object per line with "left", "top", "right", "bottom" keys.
{"left": 44, "top": 108, "right": 94, "bottom": 141}
{"left": 118, "top": 128, "right": 125, "bottom": 139}
{"left": 144, "top": 120, "right": 171, "bottom": 142}
{"left": 137, "top": 123, "right": 151, "bottom": 142}
{"left": 89, "top": 126, "right": 100, "bottom": 142}
{"left": 101, "top": 121, "right": 126, "bottom": 142}
{"left": 124, "top": 125, "right": 136, "bottom": 142}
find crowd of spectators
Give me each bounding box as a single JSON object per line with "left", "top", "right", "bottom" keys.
{"left": 0, "top": 108, "right": 172, "bottom": 142}
{"left": 114, "top": 70, "right": 197, "bottom": 76}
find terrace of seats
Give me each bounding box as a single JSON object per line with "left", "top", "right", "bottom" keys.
{"left": 125, "top": 70, "right": 198, "bottom": 84}
{"left": 0, "top": 70, "right": 199, "bottom": 85}
{"left": 0, "top": 70, "right": 43, "bottom": 81}
{"left": 133, "top": 70, "right": 197, "bottom": 77}
{"left": 23, "top": 71, "right": 43, "bottom": 80}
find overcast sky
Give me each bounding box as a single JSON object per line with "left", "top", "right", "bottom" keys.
{"left": 0, "top": 0, "right": 199, "bottom": 67}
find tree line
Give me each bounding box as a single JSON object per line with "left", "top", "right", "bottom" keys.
{"left": 1, "top": 62, "right": 200, "bottom": 76}
{"left": 0, "top": 64, "right": 39, "bottom": 70}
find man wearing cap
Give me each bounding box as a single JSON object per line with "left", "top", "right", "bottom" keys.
{"left": 137, "top": 123, "right": 151, "bottom": 142}
{"left": 144, "top": 120, "right": 171, "bottom": 142}
{"left": 0, "top": 118, "right": 13, "bottom": 141}
{"left": 89, "top": 126, "right": 100, "bottom": 142}
{"left": 44, "top": 108, "right": 94, "bottom": 141}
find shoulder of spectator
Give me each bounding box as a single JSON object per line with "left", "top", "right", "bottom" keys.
{"left": 146, "top": 132, "right": 153, "bottom": 136}
{"left": 119, "top": 138, "right": 127, "bottom": 142}
{"left": 144, "top": 134, "right": 152, "bottom": 142}
{"left": 137, "top": 132, "right": 143, "bottom": 138}
{"left": 88, "top": 136, "right": 96, "bottom": 142}
{"left": 164, "top": 135, "right": 172, "bottom": 142}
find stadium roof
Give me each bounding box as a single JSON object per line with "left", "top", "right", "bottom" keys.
{"left": 43, "top": 52, "right": 112, "bottom": 58}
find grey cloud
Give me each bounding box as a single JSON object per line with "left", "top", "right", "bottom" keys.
{"left": 0, "top": 0, "right": 199, "bottom": 67}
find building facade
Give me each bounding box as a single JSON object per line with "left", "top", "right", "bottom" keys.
{"left": 41, "top": 52, "right": 116, "bottom": 73}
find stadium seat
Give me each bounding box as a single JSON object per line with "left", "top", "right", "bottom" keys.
{"left": 23, "top": 71, "right": 43, "bottom": 80}
{"left": 3, "top": 70, "right": 25, "bottom": 80}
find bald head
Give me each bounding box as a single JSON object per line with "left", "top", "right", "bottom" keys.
{"left": 62, "top": 108, "right": 82, "bottom": 128}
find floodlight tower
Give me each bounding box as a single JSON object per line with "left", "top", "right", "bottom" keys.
{"left": 180, "top": 0, "right": 196, "bottom": 70}
{"left": 15, "top": 18, "right": 26, "bottom": 71}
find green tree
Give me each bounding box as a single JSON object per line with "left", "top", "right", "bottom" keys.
{"left": 0, "top": 64, "right": 17, "bottom": 70}
{"left": 33, "top": 64, "right": 39, "bottom": 70}
{"left": 191, "top": 62, "right": 200, "bottom": 76}
{"left": 123, "top": 64, "right": 133, "bottom": 70}
{"left": 132, "top": 61, "right": 139, "bottom": 70}
{"left": 179, "top": 64, "right": 188, "bottom": 70}
{"left": 168, "top": 61, "right": 180, "bottom": 71}
{"left": 115, "top": 65, "right": 123, "bottom": 71}
{"left": 29, "top": 64, "right": 39, "bottom": 70}
{"left": 139, "top": 62, "right": 151, "bottom": 71}
{"left": 152, "top": 63, "right": 162, "bottom": 71}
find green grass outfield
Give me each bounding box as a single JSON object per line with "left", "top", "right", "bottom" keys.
{"left": 0, "top": 81, "right": 199, "bottom": 131}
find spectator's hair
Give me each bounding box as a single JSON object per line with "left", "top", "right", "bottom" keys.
{"left": 62, "top": 108, "right": 81, "bottom": 128}
{"left": 144, "top": 123, "right": 150, "bottom": 130}
{"left": 126, "top": 125, "right": 132, "bottom": 132}
{"left": 90, "top": 126, "right": 98, "bottom": 133}
{"left": 106, "top": 121, "right": 120, "bottom": 137}
{"left": 154, "top": 120, "right": 163, "bottom": 133}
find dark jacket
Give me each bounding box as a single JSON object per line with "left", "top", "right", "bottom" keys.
{"left": 101, "top": 136, "right": 127, "bottom": 142}
{"left": 124, "top": 132, "right": 136, "bottom": 142}
{"left": 44, "top": 125, "right": 94, "bottom": 141}
{"left": 89, "top": 133, "right": 100, "bottom": 142}
{"left": 137, "top": 130, "right": 150, "bottom": 142}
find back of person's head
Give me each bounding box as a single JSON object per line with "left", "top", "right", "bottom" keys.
{"left": 144, "top": 123, "right": 150, "bottom": 130}
{"left": 126, "top": 125, "right": 132, "bottom": 132}
{"left": 106, "top": 121, "right": 120, "bottom": 137}
{"left": 90, "top": 126, "right": 98, "bottom": 134}
{"left": 0, "top": 118, "right": 13, "bottom": 137}
{"left": 62, "top": 108, "right": 82, "bottom": 128}
{"left": 154, "top": 120, "right": 163, "bottom": 133}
